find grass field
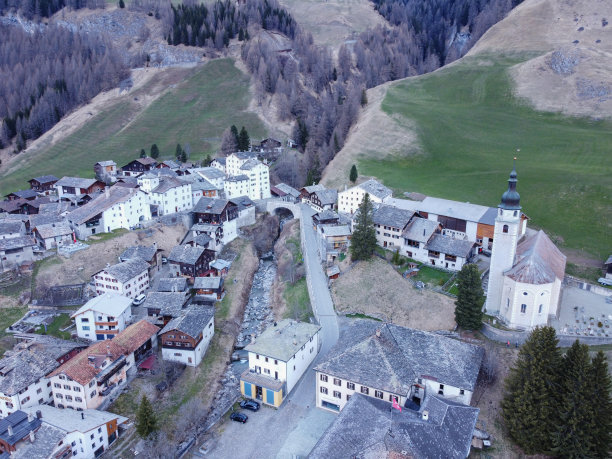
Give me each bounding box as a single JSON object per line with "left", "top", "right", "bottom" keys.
{"left": 0, "top": 58, "right": 266, "bottom": 196}
{"left": 360, "top": 55, "right": 612, "bottom": 260}
{"left": 35, "top": 314, "right": 72, "bottom": 339}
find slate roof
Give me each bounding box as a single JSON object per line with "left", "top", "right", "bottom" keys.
{"left": 0, "top": 220, "right": 23, "bottom": 235}
{"left": 23, "top": 405, "right": 127, "bottom": 434}
{"left": 151, "top": 177, "right": 188, "bottom": 194}
{"left": 183, "top": 232, "right": 213, "bottom": 248}
{"left": 161, "top": 160, "right": 180, "bottom": 169}
{"left": 419, "top": 196, "right": 491, "bottom": 223}
{"left": 313, "top": 189, "right": 338, "bottom": 206}
{"left": 98, "top": 258, "right": 149, "bottom": 283}
{"left": 144, "top": 292, "right": 188, "bottom": 317}
{"left": 315, "top": 320, "right": 483, "bottom": 394}
{"left": 6, "top": 189, "right": 38, "bottom": 200}
{"left": 55, "top": 177, "right": 99, "bottom": 189}
{"left": 67, "top": 187, "right": 137, "bottom": 225}
{"left": 303, "top": 184, "right": 325, "bottom": 194}
{"left": 478, "top": 206, "right": 498, "bottom": 225}
{"left": 245, "top": 319, "right": 321, "bottom": 362}
{"left": 229, "top": 195, "right": 255, "bottom": 211}
{"left": 95, "top": 161, "right": 116, "bottom": 167}
{"left": 505, "top": 230, "right": 566, "bottom": 284}
{"left": 240, "top": 159, "right": 264, "bottom": 171}
{"left": 314, "top": 209, "right": 339, "bottom": 222}
{"left": 169, "top": 244, "right": 205, "bottom": 265}
{"left": 160, "top": 306, "right": 214, "bottom": 339}
{"left": 193, "top": 276, "right": 222, "bottom": 290}
{"left": 226, "top": 174, "right": 249, "bottom": 182}
{"left": 157, "top": 277, "right": 188, "bottom": 292}
{"left": 0, "top": 198, "right": 27, "bottom": 213}
{"left": 119, "top": 245, "right": 158, "bottom": 263}
{"left": 273, "top": 183, "right": 300, "bottom": 198}
{"left": 212, "top": 157, "right": 226, "bottom": 166}
{"left": 11, "top": 423, "right": 65, "bottom": 459}
{"left": 34, "top": 221, "right": 72, "bottom": 240}
{"left": 193, "top": 197, "right": 230, "bottom": 215}
{"left": 29, "top": 214, "right": 65, "bottom": 228}
{"left": 357, "top": 179, "right": 392, "bottom": 200}
{"left": 37, "top": 202, "right": 72, "bottom": 215}
{"left": 191, "top": 223, "right": 221, "bottom": 233}
{"left": 233, "top": 151, "right": 257, "bottom": 160}
{"left": 210, "top": 259, "right": 232, "bottom": 270}
{"left": 402, "top": 218, "right": 440, "bottom": 243}
{"left": 190, "top": 178, "right": 217, "bottom": 192}
{"left": 309, "top": 393, "right": 479, "bottom": 459}
{"left": 0, "top": 236, "right": 36, "bottom": 251}
{"left": 372, "top": 205, "right": 415, "bottom": 229}
{"left": 31, "top": 175, "right": 59, "bottom": 184}
{"left": 320, "top": 225, "right": 351, "bottom": 237}
{"left": 0, "top": 410, "right": 42, "bottom": 447}
{"left": 71, "top": 293, "right": 133, "bottom": 319}
{"left": 425, "top": 234, "right": 476, "bottom": 258}
{"left": 194, "top": 167, "right": 225, "bottom": 181}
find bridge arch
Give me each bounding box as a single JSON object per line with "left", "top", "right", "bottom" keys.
{"left": 265, "top": 200, "right": 301, "bottom": 219}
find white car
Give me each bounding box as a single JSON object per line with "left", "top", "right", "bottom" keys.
{"left": 132, "top": 294, "right": 146, "bottom": 306}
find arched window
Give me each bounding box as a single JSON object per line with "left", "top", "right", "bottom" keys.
{"left": 503, "top": 225, "right": 509, "bottom": 233}
{"left": 538, "top": 304, "right": 543, "bottom": 314}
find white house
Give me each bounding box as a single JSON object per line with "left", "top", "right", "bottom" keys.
{"left": 18, "top": 405, "right": 128, "bottom": 459}
{"left": 191, "top": 167, "right": 226, "bottom": 189}
{"left": 0, "top": 236, "right": 37, "bottom": 271}
{"left": 225, "top": 153, "right": 271, "bottom": 200}
{"left": 338, "top": 179, "right": 392, "bottom": 214}
{"left": 32, "top": 221, "right": 74, "bottom": 250}
{"left": 314, "top": 320, "right": 483, "bottom": 413}
{"left": 224, "top": 175, "right": 250, "bottom": 200}
{"left": 92, "top": 258, "right": 150, "bottom": 299}
{"left": 137, "top": 173, "right": 192, "bottom": 216}
{"left": 159, "top": 307, "right": 215, "bottom": 367}
{"left": 240, "top": 319, "right": 321, "bottom": 408}
{"left": 71, "top": 293, "right": 133, "bottom": 341}
{"left": 66, "top": 187, "right": 151, "bottom": 240}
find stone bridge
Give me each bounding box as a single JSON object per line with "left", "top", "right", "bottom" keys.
{"left": 258, "top": 198, "right": 302, "bottom": 219}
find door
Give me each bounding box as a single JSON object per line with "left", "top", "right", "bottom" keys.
{"left": 266, "top": 389, "right": 275, "bottom": 405}
{"left": 244, "top": 383, "right": 252, "bottom": 398}
{"left": 256, "top": 385, "right": 263, "bottom": 400}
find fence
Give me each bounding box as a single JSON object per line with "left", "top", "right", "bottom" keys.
{"left": 481, "top": 323, "right": 612, "bottom": 347}
{"left": 564, "top": 275, "right": 612, "bottom": 297}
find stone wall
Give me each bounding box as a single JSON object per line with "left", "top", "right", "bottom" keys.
{"left": 481, "top": 323, "right": 612, "bottom": 347}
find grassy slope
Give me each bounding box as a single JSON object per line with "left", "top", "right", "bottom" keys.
{"left": 0, "top": 58, "right": 266, "bottom": 196}
{"left": 360, "top": 55, "right": 612, "bottom": 259}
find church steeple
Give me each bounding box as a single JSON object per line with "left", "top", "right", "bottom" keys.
{"left": 499, "top": 159, "right": 521, "bottom": 210}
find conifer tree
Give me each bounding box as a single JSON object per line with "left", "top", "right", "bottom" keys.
{"left": 136, "top": 395, "right": 157, "bottom": 438}
{"left": 502, "top": 326, "right": 561, "bottom": 454}
{"left": 118, "top": 0, "right": 125, "bottom": 8}
{"left": 349, "top": 164, "right": 358, "bottom": 183}
{"left": 305, "top": 154, "right": 321, "bottom": 186}
{"left": 175, "top": 143, "right": 183, "bottom": 160}
{"left": 361, "top": 89, "right": 368, "bottom": 106}
{"left": 552, "top": 340, "right": 596, "bottom": 457}
{"left": 230, "top": 125, "right": 239, "bottom": 146}
{"left": 350, "top": 193, "right": 377, "bottom": 261}
{"left": 589, "top": 351, "right": 612, "bottom": 458}
{"left": 150, "top": 144, "right": 159, "bottom": 159}
{"left": 139, "top": 148, "right": 146, "bottom": 158}
{"left": 238, "top": 126, "right": 250, "bottom": 151}
{"left": 454, "top": 264, "right": 484, "bottom": 330}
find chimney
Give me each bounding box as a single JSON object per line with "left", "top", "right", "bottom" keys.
{"left": 81, "top": 412, "right": 85, "bottom": 420}
{"left": 36, "top": 410, "right": 42, "bottom": 419}
{"left": 7, "top": 425, "right": 13, "bottom": 436}
{"left": 422, "top": 411, "right": 429, "bottom": 421}
{"left": 27, "top": 412, "right": 34, "bottom": 422}
{"left": 376, "top": 329, "right": 381, "bottom": 338}
{"left": 29, "top": 430, "right": 35, "bottom": 443}
{"left": 423, "top": 229, "right": 426, "bottom": 236}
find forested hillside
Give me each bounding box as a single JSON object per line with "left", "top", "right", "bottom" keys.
{"left": 0, "top": 0, "right": 100, "bottom": 19}
{"left": 0, "top": 25, "right": 129, "bottom": 150}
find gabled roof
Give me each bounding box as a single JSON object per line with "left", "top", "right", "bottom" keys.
{"left": 111, "top": 320, "right": 159, "bottom": 354}
{"left": 144, "top": 292, "right": 188, "bottom": 317}
{"left": 0, "top": 236, "right": 36, "bottom": 251}
{"left": 67, "top": 187, "right": 139, "bottom": 225}
{"left": 97, "top": 258, "right": 149, "bottom": 283}
{"left": 29, "top": 214, "right": 65, "bottom": 228}
{"left": 309, "top": 393, "right": 479, "bottom": 459}
{"left": 313, "top": 189, "right": 338, "bottom": 206}
{"left": 231, "top": 151, "right": 257, "bottom": 160}
{"left": 30, "top": 175, "right": 59, "bottom": 184}
{"left": 425, "top": 234, "right": 475, "bottom": 258}
{"left": 160, "top": 306, "right": 214, "bottom": 339}
{"left": 23, "top": 405, "right": 128, "bottom": 435}
{"left": 190, "top": 178, "right": 217, "bottom": 192}
{"left": 226, "top": 174, "right": 249, "bottom": 182}
{"left": 356, "top": 179, "right": 392, "bottom": 200}
{"left": 194, "top": 167, "right": 225, "bottom": 181}
{"left": 505, "top": 230, "right": 566, "bottom": 284}
{"left": 151, "top": 177, "right": 188, "bottom": 194}
{"left": 6, "top": 189, "right": 38, "bottom": 200}
{"left": 71, "top": 293, "right": 132, "bottom": 319}
{"left": 419, "top": 196, "right": 491, "bottom": 223}
{"left": 122, "top": 157, "right": 157, "bottom": 168}
{"left": 0, "top": 220, "right": 23, "bottom": 235}
{"left": 95, "top": 160, "right": 116, "bottom": 167}
{"left": 402, "top": 217, "right": 440, "bottom": 243}
{"left": 193, "top": 197, "right": 232, "bottom": 215}
{"left": 157, "top": 277, "right": 188, "bottom": 292}
{"left": 119, "top": 245, "right": 158, "bottom": 263}
{"left": 193, "top": 276, "right": 222, "bottom": 290}
{"left": 245, "top": 319, "right": 321, "bottom": 361}
{"left": 55, "top": 177, "right": 99, "bottom": 189}
{"left": 315, "top": 320, "right": 483, "bottom": 393}
{"left": 302, "top": 184, "right": 325, "bottom": 194}
{"left": 228, "top": 195, "right": 255, "bottom": 211}
{"left": 34, "top": 221, "right": 72, "bottom": 240}
{"left": 372, "top": 205, "right": 415, "bottom": 229}
{"left": 169, "top": 244, "right": 205, "bottom": 265}
{"left": 0, "top": 410, "right": 42, "bottom": 447}
{"left": 320, "top": 225, "right": 351, "bottom": 237}
{"left": 240, "top": 158, "right": 265, "bottom": 171}
{"left": 273, "top": 183, "right": 300, "bottom": 198}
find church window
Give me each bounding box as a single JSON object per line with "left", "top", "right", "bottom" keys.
{"left": 513, "top": 211, "right": 518, "bottom": 216}
{"left": 538, "top": 304, "right": 543, "bottom": 314}
{"left": 520, "top": 304, "right": 527, "bottom": 314}
{"left": 503, "top": 225, "right": 509, "bottom": 233}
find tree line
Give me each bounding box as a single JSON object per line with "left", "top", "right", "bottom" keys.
{"left": 0, "top": 0, "right": 99, "bottom": 19}
{"left": 0, "top": 24, "right": 129, "bottom": 151}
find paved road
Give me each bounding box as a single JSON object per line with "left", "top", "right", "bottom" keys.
{"left": 199, "top": 203, "right": 339, "bottom": 458}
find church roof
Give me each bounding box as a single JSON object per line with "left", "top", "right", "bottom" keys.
{"left": 505, "top": 230, "right": 566, "bottom": 284}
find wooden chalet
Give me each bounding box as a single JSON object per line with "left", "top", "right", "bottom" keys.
{"left": 28, "top": 175, "right": 59, "bottom": 194}
{"left": 120, "top": 157, "right": 158, "bottom": 176}
{"left": 168, "top": 244, "right": 215, "bottom": 278}
{"left": 192, "top": 197, "right": 238, "bottom": 225}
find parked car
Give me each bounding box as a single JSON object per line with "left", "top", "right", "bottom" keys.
{"left": 230, "top": 412, "right": 248, "bottom": 423}
{"left": 240, "top": 400, "right": 260, "bottom": 412}
{"left": 132, "top": 294, "right": 146, "bottom": 306}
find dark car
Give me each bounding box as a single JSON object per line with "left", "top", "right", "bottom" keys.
{"left": 230, "top": 412, "right": 248, "bottom": 423}
{"left": 240, "top": 400, "right": 260, "bottom": 412}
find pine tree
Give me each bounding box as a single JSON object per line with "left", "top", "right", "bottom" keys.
{"left": 118, "top": 0, "right": 125, "bottom": 8}
{"left": 589, "top": 351, "right": 612, "bottom": 458}
{"left": 180, "top": 150, "right": 188, "bottom": 163}
{"left": 238, "top": 126, "right": 250, "bottom": 151}
{"left": 349, "top": 164, "right": 358, "bottom": 183}
{"left": 238, "top": 28, "right": 244, "bottom": 41}
{"left": 305, "top": 154, "right": 321, "bottom": 185}
{"left": 230, "top": 125, "right": 239, "bottom": 145}
{"left": 454, "top": 264, "right": 484, "bottom": 330}
{"left": 361, "top": 89, "right": 368, "bottom": 106}
{"left": 150, "top": 144, "right": 159, "bottom": 159}
{"left": 175, "top": 143, "right": 183, "bottom": 160}
{"left": 350, "top": 193, "right": 377, "bottom": 261}
{"left": 136, "top": 395, "right": 157, "bottom": 438}
{"left": 552, "top": 340, "right": 596, "bottom": 457}
{"left": 139, "top": 148, "right": 146, "bottom": 158}
{"left": 502, "top": 326, "right": 562, "bottom": 454}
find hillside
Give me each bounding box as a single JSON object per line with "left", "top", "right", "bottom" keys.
{"left": 322, "top": 0, "right": 612, "bottom": 262}
{"left": 0, "top": 59, "right": 266, "bottom": 196}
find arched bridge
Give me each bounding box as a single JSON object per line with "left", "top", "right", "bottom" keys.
{"left": 262, "top": 199, "right": 301, "bottom": 219}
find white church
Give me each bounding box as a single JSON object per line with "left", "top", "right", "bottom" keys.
{"left": 485, "top": 164, "right": 567, "bottom": 330}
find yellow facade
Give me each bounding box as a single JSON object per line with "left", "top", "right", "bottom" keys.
{"left": 240, "top": 380, "right": 283, "bottom": 408}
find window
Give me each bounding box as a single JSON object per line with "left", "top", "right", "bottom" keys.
{"left": 320, "top": 387, "right": 328, "bottom": 395}
{"left": 274, "top": 360, "right": 278, "bottom": 365}
{"left": 90, "top": 391, "right": 96, "bottom": 398}
{"left": 256, "top": 354, "right": 260, "bottom": 360}
{"left": 89, "top": 381, "right": 95, "bottom": 388}
{"left": 54, "top": 383, "right": 61, "bottom": 388}
{"left": 333, "top": 391, "right": 341, "bottom": 399}
{"left": 439, "top": 384, "right": 444, "bottom": 390}
{"left": 90, "top": 434, "right": 94, "bottom": 440}
{"left": 460, "top": 389, "right": 465, "bottom": 395}
{"left": 538, "top": 304, "right": 543, "bottom": 314}
{"left": 521, "top": 304, "right": 527, "bottom": 314}
{"left": 65, "top": 395, "right": 73, "bottom": 401}
{"left": 265, "top": 357, "right": 269, "bottom": 362}
{"left": 503, "top": 224, "right": 509, "bottom": 233}
{"left": 347, "top": 382, "right": 355, "bottom": 390}
{"left": 346, "top": 394, "right": 351, "bottom": 401}
{"left": 361, "top": 386, "right": 369, "bottom": 395}
{"left": 333, "top": 378, "right": 341, "bottom": 386}
{"left": 98, "top": 427, "right": 102, "bottom": 433}
{"left": 320, "top": 374, "right": 328, "bottom": 382}
{"left": 374, "top": 390, "right": 383, "bottom": 399}
{"left": 56, "top": 393, "right": 63, "bottom": 399}
{"left": 64, "top": 384, "right": 70, "bottom": 390}
{"left": 75, "top": 397, "right": 83, "bottom": 402}
{"left": 74, "top": 387, "right": 81, "bottom": 392}
{"left": 523, "top": 291, "right": 528, "bottom": 296}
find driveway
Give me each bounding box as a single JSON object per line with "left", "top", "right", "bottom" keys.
{"left": 195, "top": 203, "right": 340, "bottom": 458}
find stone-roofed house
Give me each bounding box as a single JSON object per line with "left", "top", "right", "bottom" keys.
{"left": 4, "top": 190, "right": 38, "bottom": 201}
{"left": 137, "top": 174, "right": 192, "bottom": 216}
{"left": 0, "top": 220, "right": 25, "bottom": 240}
{"left": 0, "top": 336, "right": 85, "bottom": 416}
{"left": 187, "top": 176, "right": 219, "bottom": 203}
{"left": 193, "top": 197, "right": 239, "bottom": 246}
{"left": 309, "top": 393, "right": 479, "bottom": 459}
{"left": 159, "top": 306, "right": 215, "bottom": 367}
{"left": 71, "top": 293, "right": 133, "bottom": 341}
{"left": 240, "top": 319, "right": 321, "bottom": 408}
{"left": 156, "top": 277, "right": 188, "bottom": 293}
{"left": 192, "top": 276, "right": 225, "bottom": 300}
{"left": 53, "top": 177, "right": 105, "bottom": 201}
{"left": 191, "top": 167, "right": 226, "bottom": 188}
{"left": 32, "top": 221, "right": 73, "bottom": 250}
{"left": 0, "top": 410, "right": 42, "bottom": 454}
{"left": 0, "top": 236, "right": 37, "bottom": 271}
{"left": 314, "top": 320, "right": 483, "bottom": 413}
{"left": 228, "top": 195, "right": 256, "bottom": 227}
{"left": 309, "top": 188, "right": 337, "bottom": 212}
{"left": 144, "top": 292, "right": 189, "bottom": 325}
{"left": 28, "top": 175, "right": 59, "bottom": 195}
{"left": 338, "top": 179, "right": 392, "bottom": 214}
{"left": 119, "top": 157, "right": 157, "bottom": 177}
{"left": 424, "top": 234, "right": 477, "bottom": 271}
{"left": 168, "top": 244, "right": 214, "bottom": 278}
{"left": 92, "top": 258, "right": 150, "bottom": 299}
{"left": 17, "top": 405, "right": 128, "bottom": 459}
{"left": 369, "top": 204, "right": 416, "bottom": 250}
{"left": 317, "top": 224, "right": 352, "bottom": 262}
{"left": 94, "top": 161, "right": 117, "bottom": 182}
{"left": 49, "top": 320, "right": 158, "bottom": 410}
{"left": 119, "top": 244, "right": 162, "bottom": 275}
{"left": 270, "top": 183, "right": 301, "bottom": 203}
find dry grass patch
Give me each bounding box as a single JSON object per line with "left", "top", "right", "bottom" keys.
{"left": 331, "top": 257, "right": 456, "bottom": 331}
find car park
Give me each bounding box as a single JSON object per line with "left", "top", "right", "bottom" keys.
{"left": 230, "top": 412, "right": 248, "bottom": 423}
